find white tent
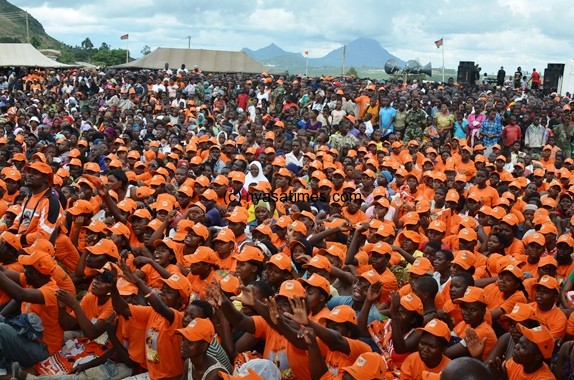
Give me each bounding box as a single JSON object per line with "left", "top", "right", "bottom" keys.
{"left": 0, "top": 43, "right": 74, "bottom": 68}
{"left": 112, "top": 47, "right": 267, "bottom": 73}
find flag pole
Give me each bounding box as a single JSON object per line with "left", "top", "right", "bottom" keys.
{"left": 126, "top": 37, "right": 129, "bottom": 64}
{"left": 305, "top": 52, "right": 309, "bottom": 77}
{"left": 441, "top": 41, "right": 445, "bottom": 83}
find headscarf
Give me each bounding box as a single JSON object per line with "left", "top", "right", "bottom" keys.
{"left": 244, "top": 161, "right": 269, "bottom": 191}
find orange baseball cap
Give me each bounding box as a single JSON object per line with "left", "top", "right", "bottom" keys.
{"left": 303, "top": 255, "right": 332, "bottom": 272}
{"left": 4, "top": 168, "right": 21, "bottom": 181}
{"left": 427, "top": 220, "right": 446, "bottom": 233}
{"left": 23, "top": 238, "right": 55, "bottom": 256}
{"left": 370, "top": 241, "right": 392, "bottom": 256}
{"left": 401, "top": 230, "right": 421, "bottom": 244}
{"left": 525, "top": 232, "right": 545, "bottom": 246}
{"left": 319, "top": 305, "right": 357, "bottom": 325}
{"left": 359, "top": 269, "right": 382, "bottom": 285}
{"left": 291, "top": 220, "right": 308, "bottom": 235}
{"left": 407, "top": 257, "right": 434, "bottom": 275}
{"left": 538, "top": 256, "right": 558, "bottom": 268}
{"left": 161, "top": 272, "right": 192, "bottom": 299}
{"left": 446, "top": 189, "right": 460, "bottom": 202}
{"left": 189, "top": 223, "right": 209, "bottom": 240}
{"left": 225, "top": 209, "right": 248, "bottom": 224}
{"left": 234, "top": 245, "right": 265, "bottom": 262}
{"left": 83, "top": 220, "right": 107, "bottom": 233}
{"left": 458, "top": 228, "right": 478, "bottom": 241}
{"left": 557, "top": 234, "right": 574, "bottom": 246}
{"left": 292, "top": 210, "right": 316, "bottom": 223}
{"left": 454, "top": 286, "right": 487, "bottom": 305}
{"left": 266, "top": 253, "right": 292, "bottom": 271}
{"left": 184, "top": 246, "right": 218, "bottom": 265}
{"left": 517, "top": 325, "right": 554, "bottom": 359}
{"left": 67, "top": 200, "right": 93, "bottom": 216}
{"left": 172, "top": 220, "right": 195, "bottom": 242}
{"left": 399, "top": 293, "right": 423, "bottom": 315}
{"left": 340, "top": 352, "right": 387, "bottom": 380}
{"left": 416, "top": 318, "right": 451, "bottom": 342}
{"left": 152, "top": 238, "right": 178, "bottom": 252}
{"left": 539, "top": 223, "right": 558, "bottom": 235}
{"left": 130, "top": 208, "right": 152, "bottom": 221}
{"left": 18, "top": 250, "right": 56, "bottom": 275}
{"left": 501, "top": 303, "right": 537, "bottom": 322}
{"left": 499, "top": 264, "right": 523, "bottom": 281}
{"left": 107, "top": 221, "right": 131, "bottom": 239}
{"left": 176, "top": 317, "right": 214, "bottom": 343}
{"left": 299, "top": 273, "right": 331, "bottom": 295}
{"left": 0, "top": 231, "right": 21, "bottom": 251}
{"left": 277, "top": 280, "right": 305, "bottom": 298}
{"left": 319, "top": 245, "right": 345, "bottom": 263}
{"left": 400, "top": 211, "right": 420, "bottom": 225}
{"left": 451, "top": 250, "right": 476, "bottom": 270}
{"left": 533, "top": 275, "right": 560, "bottom": 292}
{"left": 220, "top": 274, "right": 241, "bottom": 295}
{"left": 86, "top": 238, "right": 119, "bottom": 259}
{"left": 213, "top": 228, "right": 235, "bottom": 243}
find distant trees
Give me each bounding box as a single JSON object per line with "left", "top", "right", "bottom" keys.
{"left": 141, "top": 45, "right": 151, "bottom": 55}
{"left": 81, "top": 38, "right": 93, "bottom": 50}
{"left": 346, "top": 66, "right": 358, "bottom": 77}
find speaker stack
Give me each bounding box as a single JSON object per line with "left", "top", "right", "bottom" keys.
{"left": 457, "top": 61, "right": 475, "bottom": 84}
{"left": 543, "top": 63, "right": 565, "bottom": 93}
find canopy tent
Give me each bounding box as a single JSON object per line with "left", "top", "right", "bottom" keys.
{"left": 112, "top": 47, "right": 268, "bottom": 73}
{"left": 0, "top": 43, "right": 74, "bottom": 68}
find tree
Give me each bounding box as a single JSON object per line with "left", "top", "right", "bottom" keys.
{"left": 30, "top": 36, "right": 41, "bottom": 48}
{"left": 141, "top": 45, "right": 151, "bottom": 56}
{"left": 99, "top": 42, "right": 110, "bottom": 51}
{"left": 81, "top": 38, "right": 94, "bottom": 50}
{"left": 91, "top": 48, "right": 129, "bottom": 67}
{"left": 346, "top": 66, "right": 358, "bottom": 77}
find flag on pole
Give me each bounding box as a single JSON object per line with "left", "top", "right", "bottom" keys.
{"left": 434, "top": 38, "right": 443, "bottom": 48}
{"left": 120, "top": 34, "right": 129, "bottom": 40}
{"left": 304, "top": 50, "right": 309, "bottom": 56}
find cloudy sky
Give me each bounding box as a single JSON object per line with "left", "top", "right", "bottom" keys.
{"left": 10, "top": 0, "right": 574, "bottom": 74}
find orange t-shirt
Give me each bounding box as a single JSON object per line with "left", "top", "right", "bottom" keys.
{"left": 557, "top": 261, "right": 574, "bottom": 282}
{"left": 505, "top": 358, "right": 555, "bottom": 380}
{"left": 505, "top": 239, "right": 525, "bottom": 257}
{"left": 322, "top": 338, "right": 371, "bottom": 375}
{"left": 443, "top": 300, "right": 463, "bottom": 325}
{"left": 453, "top": 320, "right": 497, "bottom": 361}
{"left": 118, "top": 314, "right": 147, "bottom": 369}
{"left": 484, "top": 284, "right": 527, "bottom": 314}
{"left": 399, "top": 353, "right": 451, "bottom": 380}
{"left": 22, "top": 279, "right": 63, "bottom": 355}
{"left": 187, "top": 270, "right": 221, "bottom": 301}
{"left": 128, "top": 305, "right": 184, "bottom": 379}
{"left": 467, "top": 185, "right": 499, "bottom": 207}
{"left": 54, "top": 233, "right": 80, "bottom": 272}
{"left": 0, "top": 261, "right": 23, "bottom": 305}
{"left": 529, "top": 303, "right": 567, "bottom": 338}
{"left": 567, "top": 311, "right": 574, "bottom": 336}
{"left": 74, "top": 292, "right": 114, "bottom": 322}
{"left": 141, "top": 263, "right": 182, "bottom": 289}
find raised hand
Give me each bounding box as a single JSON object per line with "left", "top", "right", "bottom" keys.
{"left": 267, "top": 296, "right": 282, "bottom": 325}
{"left": 464, "top": 327, "right": 486, "bottom": 359}
{"left": 389, "top": 290, "right": 400, "bottom": 317}
{"left": 284, "top": 296, "right": 309, "bottom": 326}
{"left": 298, "top": 326, "right": 317, "bottom": 345}
{"left": 366, "top": 281, "right": 383, "bottom": 303}
{"left": 133, "top": 256, "right": 152, "bottom": 267}
{"left": 119, "top": 258, "right": 138, "bottom": 284}
{"left": 56, "top": 289, "right": 79, "bottom": 308}
{"left": 230, "top": 285, "right": 255, "bottom": 306}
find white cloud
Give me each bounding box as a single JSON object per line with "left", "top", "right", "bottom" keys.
{"left": 9, "top": 0, "right": 574, "bottom": 74}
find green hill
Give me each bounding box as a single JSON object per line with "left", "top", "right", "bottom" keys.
{"left": 0, "top": 0, "right": 64, "bottom": 49}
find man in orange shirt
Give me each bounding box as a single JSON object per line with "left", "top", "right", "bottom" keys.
{"left": 467, "top": 169, "right": 499, "bottom": 207}
{"left": 502, "top": 325, "right": 556, "bottom": 379}
{"left": 400, "top": 319, "right": 452, "bottom": 380}
{"left": 0, "top": 250, "right": 63, "bottom": 373}
{"left": 530, "top": 275, "right": 567, "bottom": 339}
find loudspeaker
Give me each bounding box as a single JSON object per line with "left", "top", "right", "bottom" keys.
{"left": 548, "top": 63, "right": 565, "bottom": 71}
{"left": 457, "top": 61, "right": 475, "bottom": 84}
{"left": 544, "top": 68, "right": 562, "bottom": 91}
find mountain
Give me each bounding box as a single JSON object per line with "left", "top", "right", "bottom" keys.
{"left": 312, "top": 38, "right": 404, "bottom": 68}
{"left": 0, "top": 0, "right": 63, "bottom": 49}
{"left": 242, "top": 38, "right": 404, "bottom": 71}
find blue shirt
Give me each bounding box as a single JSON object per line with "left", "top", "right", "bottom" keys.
{"left": 480, "top": 118, "right": 502, "bottom": 147}
{"left": 379, "top": 107, "right": 396, "bottom": 135}
{"left": 453, "top": 119, "right": 469, "bottom": 139}
{"left": 327, "top": 296, "right": 382, "bottom": 324}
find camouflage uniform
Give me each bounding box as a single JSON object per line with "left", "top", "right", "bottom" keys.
{"left": 404, "top": 109, "right": 427, "bottom": 141}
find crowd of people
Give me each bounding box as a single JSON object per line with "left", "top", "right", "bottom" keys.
{"left": 0, "top": 63, "right": 572, "bottom": 380}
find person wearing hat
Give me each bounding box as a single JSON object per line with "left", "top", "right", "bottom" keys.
{"left": 3, "top": 167, "right": 21, "bottom": 205}
{"left": 264, "top": 253, "right": 295, "bottom": 291}
{"left": 400, "top": 318, "right": 452, "bottom": 379}
{"left": 488, "top": 325, "right": 555, "bottom": 379}
{"left": 283, "top": 299, "right": 371, "bottom": 376}
{"left": 111, "top": 261, "right": 191, "bottom": 380}
{"left": 0, "top": 231, "right": 23, "bottom": 307}
{"left": 9, "top": 162, "right": 62, "bottom": 247}
{"left": 0, "top": 250, "right": 62, "bottom": 374}
{"left": 133, "top": 238, "right": 181, "bottom": 289}
{"left": 467, "top": 169, "right": 499, "bottom": 208}
{"left": 446, "top": 287, "right": 497, "bottom": 361}
{"left": 219, "top": 280, "right": 313, "bottom": 380}
{"left": 176, "top": 318, "right": 229, "bottom": 379}
{"left": 483, "top": 264, "right": 527, "bottom": 329}
{"left": 361, "top": 290, "right": 424, "bottom": 371}
{"left": 531, "top": 275, "right": 567, "bottom": 339}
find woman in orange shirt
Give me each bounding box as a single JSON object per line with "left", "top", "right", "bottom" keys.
{"left": 134, "top": 238, "right": 182, "bottom": 289}
{"left": 483, "top": 265, "right": 527, "bottom": 331}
